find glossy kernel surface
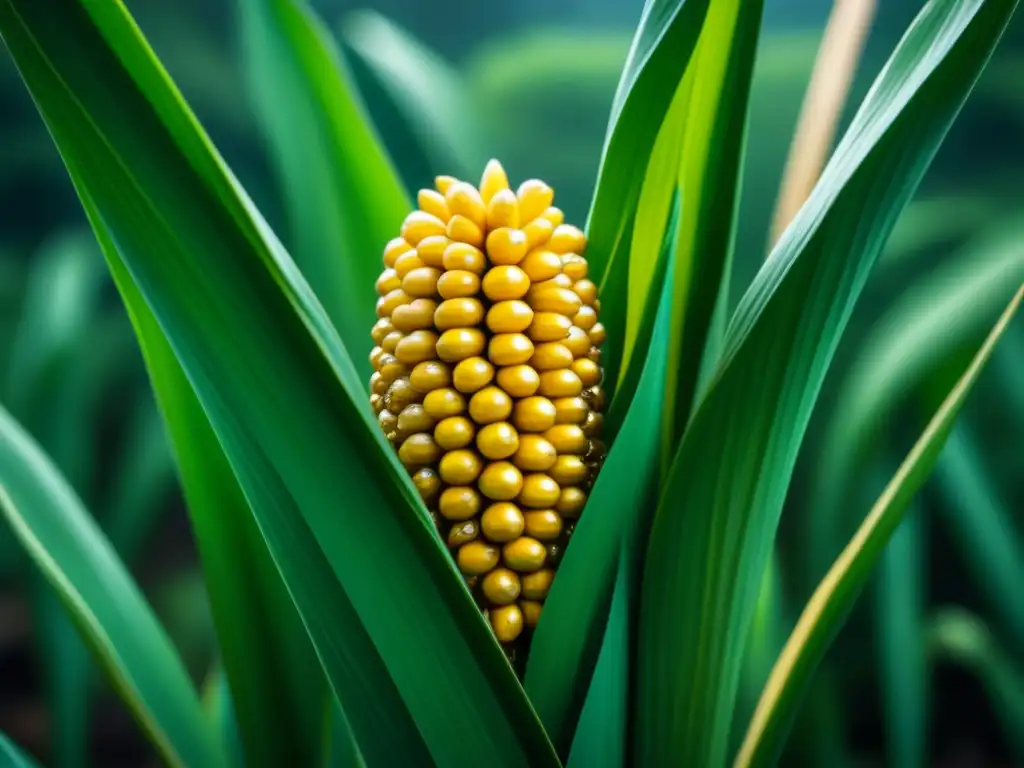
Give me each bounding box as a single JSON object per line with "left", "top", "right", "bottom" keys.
{"left": 368, "top": 159, "right": 607, "bottom": 656}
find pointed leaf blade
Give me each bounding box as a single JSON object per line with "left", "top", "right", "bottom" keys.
{"left": 86, "top": 198, "right": 329, "bottom": 768}
{"left": 0, "top": 404, "right": 221, "bottom": 768}
{"left": 735, "top": 284, "right": 1022, "bottom": 767}
{"left": 585, "top": 0, "right": 709, "bottom": 383}
{"left": 660, "top": 0, "right": 763, "bottom": 451}
{"left": 637, "top": 1, "right": 1018, "bottom": 764}
{"left": 809, "top": 220, "right": 1024, "bottom": 578}
{"left": 0, "top": 1, "right": 557, "bottom": 763}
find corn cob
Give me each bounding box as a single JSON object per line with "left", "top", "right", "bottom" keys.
{"left": 369, "top": 160, "right": 606, "bottom": 660}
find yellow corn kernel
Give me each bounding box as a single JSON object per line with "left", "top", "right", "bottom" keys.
{"left": 490, "top": 604, "right": 524, "bottom": 643}
{"left": 401, "top": 211, "right": 446, "bottom": 246}
{"left": 482, "top": 266, "right": 531, "bottom": 302}
{"left": 434, "top": 415, "right": 476, "bottom": 450}
{"left": 416, "top": 235, "right": 450, "bottom": 268}
{"left": 520, "top": 249, "right": 562, "bottom": 283}
{"left": 486, "top": 188, "right": 520, "bottom": 230}
{"left": 481, "top": 568, "right": 521, "bottom": 605}
{"left": 516, "top": 179, "right": 554, "bottom": 223}
{"left": 383, "top": 237, "right": 412, "bottom": 267}
{"left": 452, "top": 356, "right": 494, "bottom": 394}
{"left": 368, "top": 161, "right": 607, "bottom": 651}
{"left": 486, "top": 227, "right": 529, "bottom": 266}
{"left": 478, "top": 461, "right": 524, "bottom": 501}
{"left": 447, "top": 214, "right": 485, "bottom": 248}
{"left": 417, "top": 189, "right": 450, "bottom": 222}
{"left": 502, "top": 537, "right": 547, "bottom": 572}
{"left": 479, "top": 158, "right": 511, "bottom": 204}
{"left": 513, "top": 435, "right": 557, "bottom": 472}
{"left": 476, "top": 422, "right": 520, "bottom": 460}
{"left": 445, "top": 182, "right": 487, "bottom": 231}
{"left": 495, "top": 365, "right": 540, "bottom": 398}
{"left": 480, "top": 502, "right": 525, "bottom": 542}
{"left": 488, "top": 333, "right": 535, "bottom": 366}
{"left": 434, "top": 175, "right": 458, "bottom": 194}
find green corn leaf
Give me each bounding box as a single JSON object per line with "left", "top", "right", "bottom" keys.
{"left": 598, "top": 0, "right": 707, "bottom": 179}
{"left": 201, "top": 667, "right": 245, "bottom": 768}
{"left": 809, "top": 219, "right": 1024, "bottom": 580}
{"left": 8, "top": 6, "right": 333, "bottom": 764}
{"left": 239, "top": 0, "right": 410, "bottom": 376}
{"left": 927, "top": 607, "right": 1024, "bottom": 761}
{"left": 748, "top": 551, "right": 786, "bottom": 694}
{"left": 877, "top": 499, "right": 928, "bottom": 768}
{"left": 555, "top": 216, "right": 684, "bottom": 765}
{"left": 608, "top": 69, "right": 687, "bottom": 396}
{"left": 563, "top": 270, "right": 679, "bottom": 766}
{"left": 3, "top": 231, "right": 108, "bottom": 768}
{"left": 79, "top": 188, "right": 329, "bottom": 768}
{"left": 735, "top": 284, "right": 1023, "bottom": 768}
{"left": 733, "top": 548, "right": 786, "bottom": 755}
{"left": 341, "top": 9, "right": 488, "bottom": 179}
{"left": 0, "top": 731, "right": 41, "bottom": 768}
{"left": 934, "top": 425, "right": 1024, "bottom": 645}
{"left": 61, "top": 57, "right": 434, "bottom": 768}
{"left": 325, "top": 700, "right": 364, "bottom": 768}
{"left": 600, "top": 0, "right": 760, "bottom": 427}
{"left": 636, "top": 1, "right": 1018, "bottom": 764}
{"left": 5, "top": 233, "right": 144, "bottom": 768}
{"left": 29, "top": 586, "right": 90, "bottom": 768}
{"left": 7, "top": 244, "right": 164, "bottom": 768}
{"left": 0, "top": 1, "right": 557, "bottom": 764}
{"left": 0, "top": 403, "right": 221, "bottom": 768}
{"left": 606, "top": 192, "right": 678, "bottom": 431}
{"left": 659, "top": 0, "right": 762, "bottom": 453}
{"left": 525, "top": 226, "right": 676, "bottom": 758}
{"left": 9, "top": 227, "right": 279, "bottom": 768}
{"left": 586, "top": 0, "right": 709, "bottom": 380}
{"left": 564, "top": 545, "right": 633, "bottom": 768}
{"left": 785, "top": 666, "right": 850, "bottom": 768}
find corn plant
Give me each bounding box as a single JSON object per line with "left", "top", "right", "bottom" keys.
{"left": 0, "top": 0, "right": 1021, "bottom": 766}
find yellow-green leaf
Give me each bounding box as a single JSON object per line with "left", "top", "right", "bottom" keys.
{"left": 736, "top": 284, "right": 1023, "bottom": 768}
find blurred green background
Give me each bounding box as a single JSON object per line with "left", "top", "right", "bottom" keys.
{"left": 1, "top": 1, "right": 1022, "bottom": 766}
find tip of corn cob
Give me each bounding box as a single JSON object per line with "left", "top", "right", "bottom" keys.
{"left": 369, "top": 159, "right": 606, "bottom": 661}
